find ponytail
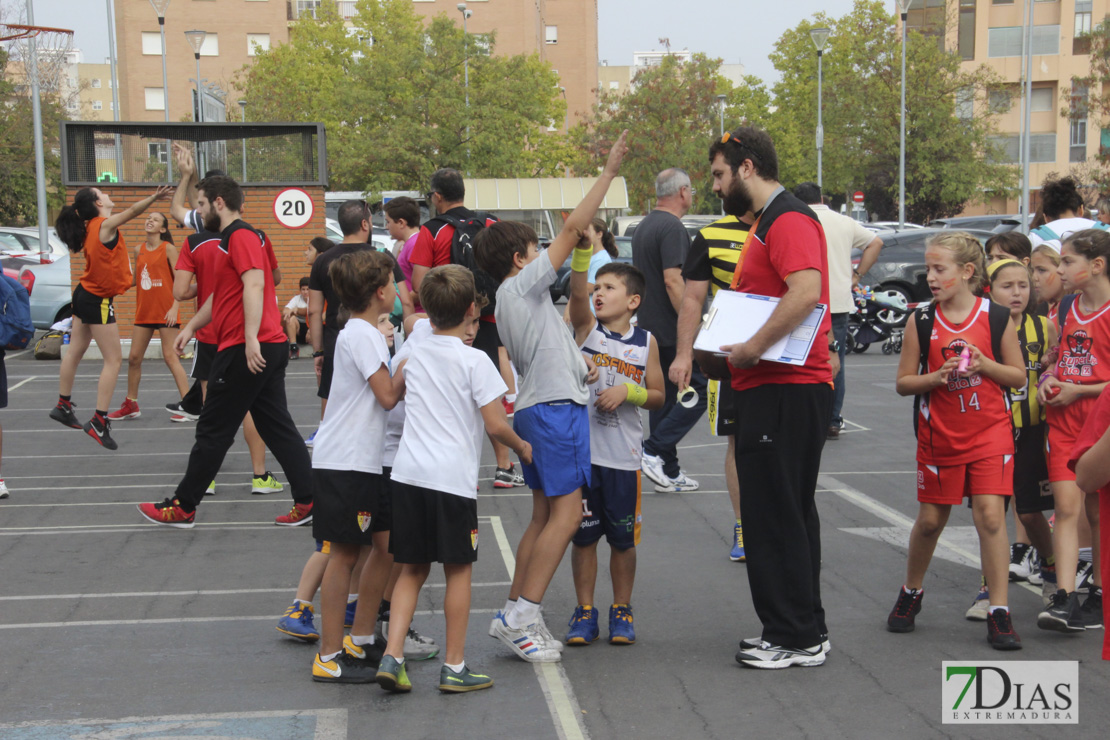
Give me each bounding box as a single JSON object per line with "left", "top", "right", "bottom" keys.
{"left": 55, "top": 188, "right": 100, "bottom": 253}
{"left": 591, "top": 217, "right": 618, "bottom": 258}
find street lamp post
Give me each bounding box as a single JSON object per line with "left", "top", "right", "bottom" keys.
{"left": 810, "top": 28, "right": 830, "bottom": 190}
{"left": 717, "top": 93, "right": 727, "bottom": 215}
{"left": 1020, "top": 0, "right": 1034, "bottom": 229}
{"left": 149, "top": 0, "right": 172, "bottom": 181}
{"left": 239, "top": 100, "right": 247, "bottom": 182}
{"left": 898, "top": 0, "right": 911, "bottom": 229}
{"left": 184, "top": 30, "right": 206, "bottom": 123}
{"left": 457, "top": 3, "right": 472, "bottom": 175}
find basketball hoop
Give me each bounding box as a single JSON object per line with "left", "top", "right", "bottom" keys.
{"left": 1, "top": 23, "right": 75, "bottom": 97}
{"left": 0, "top": 23, "right": 73, "bottom": 43}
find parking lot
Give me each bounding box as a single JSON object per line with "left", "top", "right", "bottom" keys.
{"left": 0, "top": 349, "right": 1107, "bottom": 739}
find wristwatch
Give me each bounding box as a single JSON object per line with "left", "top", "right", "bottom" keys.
{"left": 312, "top": 350, "right": 325, "bottom": 358}
{"left": 828, "top": 340, "right": 841, "bottom": 353}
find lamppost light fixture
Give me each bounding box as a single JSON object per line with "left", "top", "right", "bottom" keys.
{"left": 149, "top": 0, "right": 171, "bottom": 18}
{"left": 897, "top": 0, "right": 912, "bottom": 14}
{"left": 809, "top": 27, "right": 831, "bottom": 53}
{"left": 184, "top": 29, "right": 207, "bottom": 55}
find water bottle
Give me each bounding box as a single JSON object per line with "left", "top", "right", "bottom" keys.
{"left": 63, "top": 333, "right": 70, "bottom": 345}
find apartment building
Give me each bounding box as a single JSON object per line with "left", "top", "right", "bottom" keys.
{"left": 599, "top": 51, "right": 745, "bottom": 97}
{"left": 908, "top": 0, "right": 1107, "bottom": 214}
{"left": 74, "top": 59, "right": 114, "bottom": 121}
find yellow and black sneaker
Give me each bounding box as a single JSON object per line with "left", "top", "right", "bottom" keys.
{"left": 438, "top": 663, "right": 494, "bottom": 693}
{"left": 312, "top": 651, "right": 377, "bottom": 684}
{"left": 343, "top": 634, "right": 384, "bottom": 668}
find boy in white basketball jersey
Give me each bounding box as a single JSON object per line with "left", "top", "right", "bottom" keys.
{"left": 566, "top": 261, "right": 664, "bottom": 645}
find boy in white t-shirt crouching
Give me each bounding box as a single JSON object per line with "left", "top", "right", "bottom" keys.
{"left": 377, "top": 265, "right": 532, "bottom": 694}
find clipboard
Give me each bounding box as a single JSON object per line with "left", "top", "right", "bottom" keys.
{"left": 692, "top": 290, "right": 828, "bottom": 366}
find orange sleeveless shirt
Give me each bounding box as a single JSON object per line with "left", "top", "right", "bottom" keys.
{"left": 134, "top": 241, "right": 176, "bottom": 324}
{"left": 79, "top": 216, "right": 133, "bottom": 298}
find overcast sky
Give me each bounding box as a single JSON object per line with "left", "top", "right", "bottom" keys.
{"left": 29, "top": 0, "right": 865, "bottom": 86}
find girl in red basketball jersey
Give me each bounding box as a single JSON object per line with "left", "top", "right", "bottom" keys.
{"left": 107, "top": 212, "right": 191, "bottom": 421}
{"left": 888, "top": 232, "right": 1027, "bottom": 649}
{"left": 51, "top": 185, "right": 171, "bottom": 450}
{"left": 1036, "top": 229, "right": 1110, "bottom": 632}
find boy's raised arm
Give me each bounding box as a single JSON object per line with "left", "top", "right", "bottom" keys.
{"left": 567, "top": 237, "right": 595, "bottom": 344}
{"left": 547, "top": 130, "right": 628, "bottom": 270}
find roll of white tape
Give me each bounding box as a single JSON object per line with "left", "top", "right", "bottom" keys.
{"left": 677, "top": 386, "right": 698, "bottom": 409}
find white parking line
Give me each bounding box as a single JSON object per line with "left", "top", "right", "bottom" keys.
{"left": 7, "top": 376, "right": 36, "bottom": 392}
{"left": 0, "top": 583, "right": 513, "bottom": 602}
{"left": 0, "top": 709, "right": 348, "bottom": 739}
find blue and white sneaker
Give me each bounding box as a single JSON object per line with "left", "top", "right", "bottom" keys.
{"left": 565, "top": 605, "right": 599, "bottom": 645}
{"left": 344, "top": 599, "right": 357, "bottom": 628}
{"left": 490, "top": 613, "right": 561, "bottom": 662}
{"left": 276, "top": 601, "right": 319, "bottom": 642}
{"left": 305, "top": 429, "right": 318, "bottom": 448}
{"left": 608, "top": 604, "right": 635, "bottom": 645}
{"left": 965, "top": 586, "right": 990, "bottom": 622}
{"left": 730, "top": 523, "right": 746, "bottom": 562}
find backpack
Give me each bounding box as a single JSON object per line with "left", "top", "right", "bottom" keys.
{"left": 436, "top": 211, "right": 500, "bottom": 317}
{"left": 1056, "top": 293, "right": 1078, "bottom": 334}
{"left": 911, "top": 299, "right": 1011, "bottom": 437}
{"left": 0, "top": 273, "right": 34, "bottom": 350}
{"left": 34, "top": 330, "right": 64, "bottom": 360}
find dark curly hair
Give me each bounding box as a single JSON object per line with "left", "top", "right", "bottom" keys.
{"left": 1040, "top": 175, "right": 1086, "bottom": 220}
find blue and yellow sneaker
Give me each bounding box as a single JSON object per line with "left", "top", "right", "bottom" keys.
{"left": 566, "top": 605, "right": 600, "bottom": 646}
{"left": 345, "top": 599, "right": 357, "bottom": 628}
{"left": 608, "top": 604, "right": 635, "bottom": 645}
{"left": 730, "top": 522, "right": 746, "bottom": 562}
{"left": 438, "top": 663, "right": 494, "bottom": 693}
{"left": 376, "top": 654, "right": 412, "bottom": 693}
{"left": 276, "top": 601, "right": 319, "bottom": 642}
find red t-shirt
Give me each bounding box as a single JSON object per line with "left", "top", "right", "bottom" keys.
{"left": 409, "top": 207, "right": 499, "bottom": 322}
{"left": 176, "top": 232, "right": 222, "bottom": 344}
{"left": 1047, "top": 297, "right": 1110, "bottom": 444}
{"left": 729, "top": 193, "right": 832, "bottom": 392}
{"left": 916, "top": 297, "right": 1014, "bottom": 465}
{"left": 211, "top": 223, "right": 286, "bottom": 351}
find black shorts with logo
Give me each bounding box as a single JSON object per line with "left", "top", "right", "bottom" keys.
{"left": 1014, "top": 424, "right": 1053, "bottom": 515}
{"left": 190, "top": 341, "right": 218, "bottom": 381}
{"left": 707, "top": 379, "right": 736, "bottom": 437}
{"left": 389, "top": 480, "right": 478, "bottom": 564}
{"left": 72, "top": 284, "right": 115, "bottom": 325}
{"left": 311, "top": 468, "right": 392, "bottom": 546}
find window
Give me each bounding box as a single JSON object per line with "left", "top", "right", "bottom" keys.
{"left": 92, "top": 100, "right": 102, "bottom": 111}
{"left": 141, "top": 32, "right": 163, "bottom": 55}
{"left": 992, "top": 0, "right": 1014, "bottom": 4}
{"left": 148, "top": 142, "right": 169, "bottom": 164}
{"left": 955, "top": 87, "right": 974, "bottom": 120}
{"left": 958, "top": 0, "right": 975, "bottom": 61}
{"left": 109, "top": 101, "right": 115, "bottom": 111}
{"left": 990, "top": 133, "right": 1056, "bottom": 163}
{"left": 906, "top": 0, "right": 945, "bottom": 49}
{"left": 988, "top": 26, "right": 1060, "bottom": 57}
{"left": 91, "top": 78, "right": 101, "bottom": 88}
{"left": 545, "top": 25, "right": 557, "bottom": 44}
{"left": 296, "top": 0, "right": 321, "bottom": 17}
{"left": 1071, "top": 84, "right": 1088, "bottom": 162}
{"left": 1074, "top": 1, "right": 1092, "bottom": 55}
{"left": 247, "top": 33, "right": 270, "bottom": 56}
{"left": 609, "top": 80, "right": 619, "bottom": 90}
{"left": 989, "top": 89, "right": 1012, "bottom": 113}
{"left": 1030, "top": 87, "right": 1053, "bottom": 112}
{"left": 66, "top": 99, "right": 78, "bottom": 111}
{"left": 144, "top": 87, "right": 166, "bottom": 111}
{"left": 200, "top": 34, "right": 218, "bottom": 56}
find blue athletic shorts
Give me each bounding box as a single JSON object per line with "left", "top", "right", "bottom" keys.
{"left": 513, "top": 401, "right": 590, "bottom": 498}
{"left": 573, "top": 465, "right": 641, "bottom": 550}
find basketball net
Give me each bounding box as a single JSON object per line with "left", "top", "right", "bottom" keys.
{"left": 2, "top": 23, "right": 75, "bottom": 105}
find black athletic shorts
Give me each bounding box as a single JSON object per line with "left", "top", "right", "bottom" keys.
{"left": 707, "top": 379, "right": 736, "bottom": 437}
{"left": 295, "top": 320, "right": 308, "bottom": 344}
{"left": 135, "top": 322, "right": 181, "bottom": 330}
{"left": 389, "top": 481, "right": 478, "bottom": 564}
{"left": 317, "top": 325, "right": 340, "bottom": 399}
{"left": 190, "top": 341, "right": 217, "bottom": 381}
{"left": 1014, "top": 424, "right": 1053, "bottom": 515}
{"left": 472, "top": 320, "right": 502, "bottom": 369}
{"left": 311, "top": 469, "right": 392, "bottom": 545}
{"left": 72, "top": 284, "right": 115, "bottom": 325}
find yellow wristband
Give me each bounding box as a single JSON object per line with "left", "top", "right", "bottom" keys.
{"left": 571, "top": 247, "right": 592, "bottom": 272}
{"left": 624, "top": 382, "right": 648, "bottom": 407}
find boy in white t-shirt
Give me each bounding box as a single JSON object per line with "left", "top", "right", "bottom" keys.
{"left": 377, "top": 265, "right": 532, "bottom": 694}
{"left": 473, "top": 131, "right": 628, "bottom": 663}
{"left": 282, "top": 277, "right": 311, "bottom": 359}
{"left": 310, "top": 250, "right": 406, "bottom": 684}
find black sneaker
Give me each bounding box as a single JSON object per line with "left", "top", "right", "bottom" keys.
{"left": 289, "top": 343, "right": 300, "bottom": 360}
{"left": 1081, "top": 588, "right": 1103, "bottom": 629}
{"left": 164, "top": 401, "right": 200, "bottom": 421}
{"left": 986, "top": 609, "right": 1022, "bottom": 650}
{"left": 887, "top": 588, "right": 923, "bottom": 633}
{"left": 49, "top": 400, "right": 82, "bottom": 429}
{"left": 342, "top": 635, "right": 384, "bottom": 668}
{"left": 82, "top": 415, "right": 118, "bottom": 450}
{"left": 1036, "top": 589, "right": 1085, "bottom": 633}
{"left": 312, "top": 650, "right": 377, "bottom": 683}
{"left": 1076, "top": 561, "right": 1094, "bottom": 594}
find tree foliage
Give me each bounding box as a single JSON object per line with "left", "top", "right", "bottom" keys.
{"left": 236, "top": 0, "right": 566, "bottom": 194}
{"left": 1063, "top": 17, "right": 1110, "bottom": 198}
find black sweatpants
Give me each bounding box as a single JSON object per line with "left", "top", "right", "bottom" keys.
{"left": 174, "top": 342, "right": 313, "bottom": 510}
{"left": 733, "top": 382, "right": 832, "bottom": 649}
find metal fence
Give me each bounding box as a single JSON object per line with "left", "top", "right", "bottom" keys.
{"left": 60, "top": 122, "right": 327, "bottom": 187}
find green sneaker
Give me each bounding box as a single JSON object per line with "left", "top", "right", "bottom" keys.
{"left": 438, "top": 663, "right": 494, "bottom": 693}
{"left": 251, "top": 471, "right": 285, "bottom": 495}
{"left": 376, "top": 654, "right": 412, "bottom": 693}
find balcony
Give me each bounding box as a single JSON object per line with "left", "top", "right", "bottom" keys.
{"left": 287, "top": 1, "right": 357, "bottom": 21}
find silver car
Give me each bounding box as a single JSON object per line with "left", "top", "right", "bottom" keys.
{"left": 0, "top": 227, "right": 72, "bottom": 329}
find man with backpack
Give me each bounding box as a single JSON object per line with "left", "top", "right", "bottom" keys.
{"left": 410, "top": 168, "right": 524, "bottom": 488}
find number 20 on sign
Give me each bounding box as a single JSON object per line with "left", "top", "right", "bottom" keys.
{"left": 273, "top": 187, "right": 314, "bottom": 229}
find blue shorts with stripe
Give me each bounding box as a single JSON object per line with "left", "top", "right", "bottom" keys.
{"left": 513, "top": 401, "right": 590, "bottom": 498}
{"left": 573, "top": 465, "right": 641, "bottom": 550}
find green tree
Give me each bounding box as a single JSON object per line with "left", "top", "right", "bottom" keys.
{"left": 236, "top": 0, "right": 565, "bottom": 193}
{"left": 768, "top": 0, "right": 1016, "bottom": 222}
{"left": 1062, "top": 17, "right": 1110, "bottom": 198}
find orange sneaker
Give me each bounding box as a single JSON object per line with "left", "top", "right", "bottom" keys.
{"left": 137, "top": 498, "right": 195, "bottom": 529}
{"left": 276, "top": 501, "right": 313, "bottom": 527}
{"left": 107, "top": 398, "right": 141, "bottom": 420}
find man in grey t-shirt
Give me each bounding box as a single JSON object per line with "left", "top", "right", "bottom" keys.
{"left": 632, "top": 168, "right": 705, "bottom": 493}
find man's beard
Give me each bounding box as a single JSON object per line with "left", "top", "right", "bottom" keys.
{"left": 203, "top": 209, "right": 222, "bottom": 233}
{"left": 721, "top": 177, "right": 753, "bottom": 219}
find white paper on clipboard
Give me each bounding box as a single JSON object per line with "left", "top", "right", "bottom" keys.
{"left": 692, "top": 291, "right": 828, "bottom": 366}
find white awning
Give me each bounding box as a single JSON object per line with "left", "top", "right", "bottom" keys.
{"left": 463, "top": 177, "right": 628, "bottom": 211}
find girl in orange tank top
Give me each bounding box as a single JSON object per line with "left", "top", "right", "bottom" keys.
{"left": 51, "top": 185, "right": 171, "bottom": 450}
{"left": 889, "top": 232, "right": 1027, "bottom": 648}
{"left": 107, "top": 212, "right": 191, "bottom": 422}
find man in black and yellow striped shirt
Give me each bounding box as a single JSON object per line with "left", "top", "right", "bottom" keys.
{"left": 672, "top": 214, "right": 752, "bottom": 561}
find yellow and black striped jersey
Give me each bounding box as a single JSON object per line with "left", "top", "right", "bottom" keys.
{"left": 680, "top": 215, "right": 752, "bottom": 296}
{"left": 1008, "top": 312, "right": 1051, "bottom": 428}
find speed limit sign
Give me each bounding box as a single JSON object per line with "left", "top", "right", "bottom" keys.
{"left": 273, "top": 188, "right": 314, "bottom": 229}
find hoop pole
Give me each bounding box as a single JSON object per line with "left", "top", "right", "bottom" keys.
{"left": 106, "top": 0, "right": 123, "bottom": 178}
{"left": 25, "top": 1, "right": 49, "bottom": 258}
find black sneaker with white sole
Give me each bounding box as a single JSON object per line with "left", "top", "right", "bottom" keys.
{"left": 740, "top": 634, "right": 830, "bottom": 655}
{"left": 1081, "top": 588, "right": 1103, "bottom": 629}
{"left": 986, "top": 609, "right": 1022, "bottom": 650}
{"left": 1036, "top": 589, "right": 1085, "bottom": 633}
{"left": 886, "top": 588, "right": 923, "bottom": 633}
{"left": 735, "top": 642, "right": 825, "bottom": 669}
{"left": 165, "top": 401, "right": 200, "bottom": 421}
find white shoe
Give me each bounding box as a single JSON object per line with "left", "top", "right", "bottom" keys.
{"left": 654, "top": 471, "right": 699, "bottom": 493}
{"left": 736, "top": 641, "right": 825, "bottom": 669}
{"left": 490, "top": 614, "right": 562, "bottom": 662}
{"left": 1008, "top": 543, "right": 1037, "bottom": 582}
{"left": 740, "top": 635, "right": 830, "bottom": 655}
{"left": 376, "top": 619, "right": 440, "bottom": 661}
{"left": 536, "top": 610, "right": 564, "bottom": 652}
{"left": 964, "top": 588, "right": 990, "bottom": 621}
{"left": 205, "top": 480, "right": 216, "bottom": 496}
{"left": 0, "top": 479, "right": 9, "bottom": 499}
{"left": 640, "top": 452, "right": 668, "bottom": 487}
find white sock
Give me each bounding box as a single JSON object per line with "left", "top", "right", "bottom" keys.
{"left": 507, "top": 597, "right": 541, "bottom": 629}
{"left": 902, "top": 585, "right": 921, "bottom": 595}
{"left": 502, "top": 598, "right": 517, "bottom": 615}
{"left": 989, "top": 605, "right": 1009, "bottom": 614}
{"left": 347, "top": 593, "right": 358, "bottom": 603}
{"left": 319, "top": 651, "right": 340, "bottom": 662}
{"left": 294, "top": 599, "right": 311, "bottom": 608}
{"left": 444, "top": 661, "right": 465, "bottom": 673}
{"left": 351, "top": 634, "right": 375, "bottom": 646}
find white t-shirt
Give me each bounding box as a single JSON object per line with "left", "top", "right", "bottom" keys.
{"left": 382, "top": 318, "right": 433, "bottom": 467}
{"left": 311, "top": 318, "right": 392, "bottom": 473}
{"left": 285, "top": 294, "right": 308, "bottom": 312}
{"left": 811, "top": 204, "right": 876, "bottom": 314}
{"left": 494, "top": 254, "right": 589, "bottom": 411}
{"left": 391, "top": 333, "right": 507, "bottom": 499}
{"left": 1029, "top": 217, "right": 1099, "bottom": 252}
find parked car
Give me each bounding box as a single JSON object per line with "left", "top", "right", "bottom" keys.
{"left": 852, "top": 227, "right": 995, "bottom": 308}
{"left": 928, "top": 214, "right": 1021, "bottom": 231}
{"left": 549, "top": 236, "right": 634, "bottom": 301}
{"left": 0, "top": 227, "right": 71, "bottom": 329}
{"left": 611, "top": 214, "right": 723, "bottom": 239}
{"left": 864, "top": 221, "right": 924, "bottom": 232}
{"left": 324, "top": 218, "right": 393, "bottom": 252}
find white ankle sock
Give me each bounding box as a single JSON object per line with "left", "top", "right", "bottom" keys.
{"left": 351, "top": 634, "right": 375, "bottom": 646}
{"left": 502, "top": 598, "right": 517, "bottom": 615}
{"left": 444, "top": 661, "right": 465, "bottom": 673}
{"left": 347, "top": 593, "right": 358, "bottom": 603}
{"left": 319, "top": 651, "right": 340, "bottom": 662}
{"left": 988, "top": 605, "right": 1009, "bottom": 614}
{"left": 507, "top": 597, "right": 541, "bottom": 629}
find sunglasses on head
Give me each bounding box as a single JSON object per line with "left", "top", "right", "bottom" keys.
{"left": 720, "top": 131, "right": 761, "bottom": 167}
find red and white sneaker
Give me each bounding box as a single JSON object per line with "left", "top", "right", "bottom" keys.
{"left": 137, "top": 498, "right": 196, "bottom": 529}
{"left": 107, "top": 398, "right": 141, "bottom": 420}
{"left": 276, "top": 502, "right": 313, "bottom": 526}
{"left": 502, "top": 398, "right": 515, "bottom": 418}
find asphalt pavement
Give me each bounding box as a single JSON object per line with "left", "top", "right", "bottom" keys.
{"left": 0, "top": 347, "right": 1107, "bottom": 739}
